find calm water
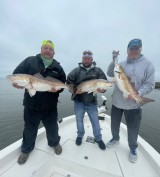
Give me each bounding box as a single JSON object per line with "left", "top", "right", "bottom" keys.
{"left": 0, "top": 78, "right": 160, "bottom": 154}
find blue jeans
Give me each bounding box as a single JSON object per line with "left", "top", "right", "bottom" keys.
{"left": 74, "top": 100, "right": 102, "bottom": 141}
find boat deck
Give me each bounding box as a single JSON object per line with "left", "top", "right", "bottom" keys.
{"left": 0, "top": 111, "right": 160, "bottom": 177}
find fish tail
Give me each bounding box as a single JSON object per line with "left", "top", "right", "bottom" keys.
{"left": 66, "top": 84, "right": 74, "bottom": 93}
{"left": 139, "top": 97, "right": 155, "bottom": 106}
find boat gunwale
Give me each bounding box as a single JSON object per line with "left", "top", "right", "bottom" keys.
{"left": 0, "top": 108, "right": 160, "bottom": 176}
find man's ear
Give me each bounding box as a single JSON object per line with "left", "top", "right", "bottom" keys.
{"left": 139, "top": 48, "right": 142, "bottom": 52}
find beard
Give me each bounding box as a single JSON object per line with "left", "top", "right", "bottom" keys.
{"left": 83, "top": 63, "right": 92, "bottom": 68}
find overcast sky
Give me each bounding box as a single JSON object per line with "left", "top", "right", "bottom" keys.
{"left": 1, "top": 0, "right": 160, "bottom": 80}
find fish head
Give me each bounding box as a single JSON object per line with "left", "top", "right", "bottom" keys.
{"left": 6, "top": 74, "right": 30, "bottom": 86}
{"left": 114, "top": 64, "right": 123, "bottom": 73}
{"left": 114, "top": 64, "right": 125, "bottom": 79}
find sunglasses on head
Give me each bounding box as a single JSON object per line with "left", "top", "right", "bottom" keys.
{"left": 83, "top": 50, "right": 92, "bottom": 55}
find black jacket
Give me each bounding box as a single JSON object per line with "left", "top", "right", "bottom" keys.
{"left": 67, "top": 62, "right": 107, "bottom": 104}
{"left": 13, "top": 54, "right": 66, "bottom": 111}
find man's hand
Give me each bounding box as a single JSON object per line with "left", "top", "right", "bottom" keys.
{"left": 112, "top": 50, "right": 119, "bottom": 60}
{"left": 97, "top": 88, "right": 106, "bottom": 93}
{"left": 48, "top": 88, "right": 60, "bottom": 93}
{"left": 75, "top": 89, "right": 84, "bottom": 94}
{"left": 12, "top": 83, "right": 24, "bottom": 89}
{"left": 127, "top": 94, "right": 134, "bottom": 100}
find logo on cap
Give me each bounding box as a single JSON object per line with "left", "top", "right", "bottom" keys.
{"left": 128, "top": 39, "right": 142, "bottom": 49}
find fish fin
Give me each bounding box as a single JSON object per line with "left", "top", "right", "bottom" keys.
{"left": 75, "top": 89, "right": 84, "bottom": 94}
{"left": 45, "top": 76, "right": 63, "bottom": 83}
{"left": 127, "top": 76, "right": 131, "bottom": 81}
{"left": 25, "top": 83, "right": 32, "bottom": 89}
{"left": 34, "top": 73, "right": 61, "bottom": 82}
{"left": 139, "top": 97, "right": 155, "bottom": 106}
{"left": 118, "top": 72, "right": 123, "bottom": 79}
{"left": 87, "top": 91, "right": 93, "bottom": 94}
{"left": 28, "top": 89, "right": 36, "bottom": 97}
{"left": 34, "top": 73, "right": 44, "bottom": 79}
{"left": 66, "top": 84, "right": 74, "bottom": 93}
{"left": 130, "top": 82, "right": 138, "bottom": 93}
{"left": 123, "top": 92, "right": 129, "bottom": 99}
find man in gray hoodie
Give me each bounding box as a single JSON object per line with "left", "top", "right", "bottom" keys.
{"left": 106, "top": 39, "right": 155, "bottom": 163}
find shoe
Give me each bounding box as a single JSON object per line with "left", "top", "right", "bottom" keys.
{"left": 96, "top": 140, "right": 106, "bottom": 150}
{"left": 106, "top": 139, "right": 119, "bottom": 148}
{"left": 17, "top": 152, "right": 29, "bottom": 165}
{"left": 53, "top": 144, "right": 62, "bottom": 155}
{"left": 129, "top": 149, "right": 138, "bottom": 163}
{"left": 76, "top": 137, "right": 82, "bottom": 145}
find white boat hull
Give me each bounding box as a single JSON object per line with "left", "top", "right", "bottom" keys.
{"left": 0, "top": 107, "right": 160, "bottom": 177}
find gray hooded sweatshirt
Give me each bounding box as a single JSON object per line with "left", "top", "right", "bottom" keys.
{"left": 107, "top": 54, "right": 155, "bottom": 109}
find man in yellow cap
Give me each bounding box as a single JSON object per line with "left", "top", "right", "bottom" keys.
{"left": 12, "top": 40, "right": 66, "bottom": 165}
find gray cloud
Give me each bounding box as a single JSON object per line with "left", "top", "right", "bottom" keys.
{"left": 0, "top": 0, "right": 160, "bottom": 80}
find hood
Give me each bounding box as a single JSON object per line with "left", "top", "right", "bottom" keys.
{"left": 36, "top": 54, "right": 60, "bottom": 67}
{"left": 127, "top": 54, "right": 146, "bottom": 64}
{"left": 78, "top": 61, "right": 96, "bottom": 69}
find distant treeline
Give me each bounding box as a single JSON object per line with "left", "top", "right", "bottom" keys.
{"left": 155, "top": 82, "right": 160, "bottom": 89}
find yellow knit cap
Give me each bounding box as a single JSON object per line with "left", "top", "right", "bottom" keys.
{"left": 42, "top": 40, "right": 54, "bottom": 48}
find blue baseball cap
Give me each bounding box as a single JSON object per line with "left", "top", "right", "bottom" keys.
{"left": 128, "top": 39, "right": 142, "bottom": 49}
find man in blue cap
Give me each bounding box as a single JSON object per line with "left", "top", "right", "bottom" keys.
{"left": 106, "top": 39, "right": 155, "bottom": 163}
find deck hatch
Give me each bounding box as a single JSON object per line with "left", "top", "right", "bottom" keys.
{"left": 86, "top": 136, "right": 95, "bottom": 144}
{"left": 61, "top": 140, "right": 123, "bottom": 177}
